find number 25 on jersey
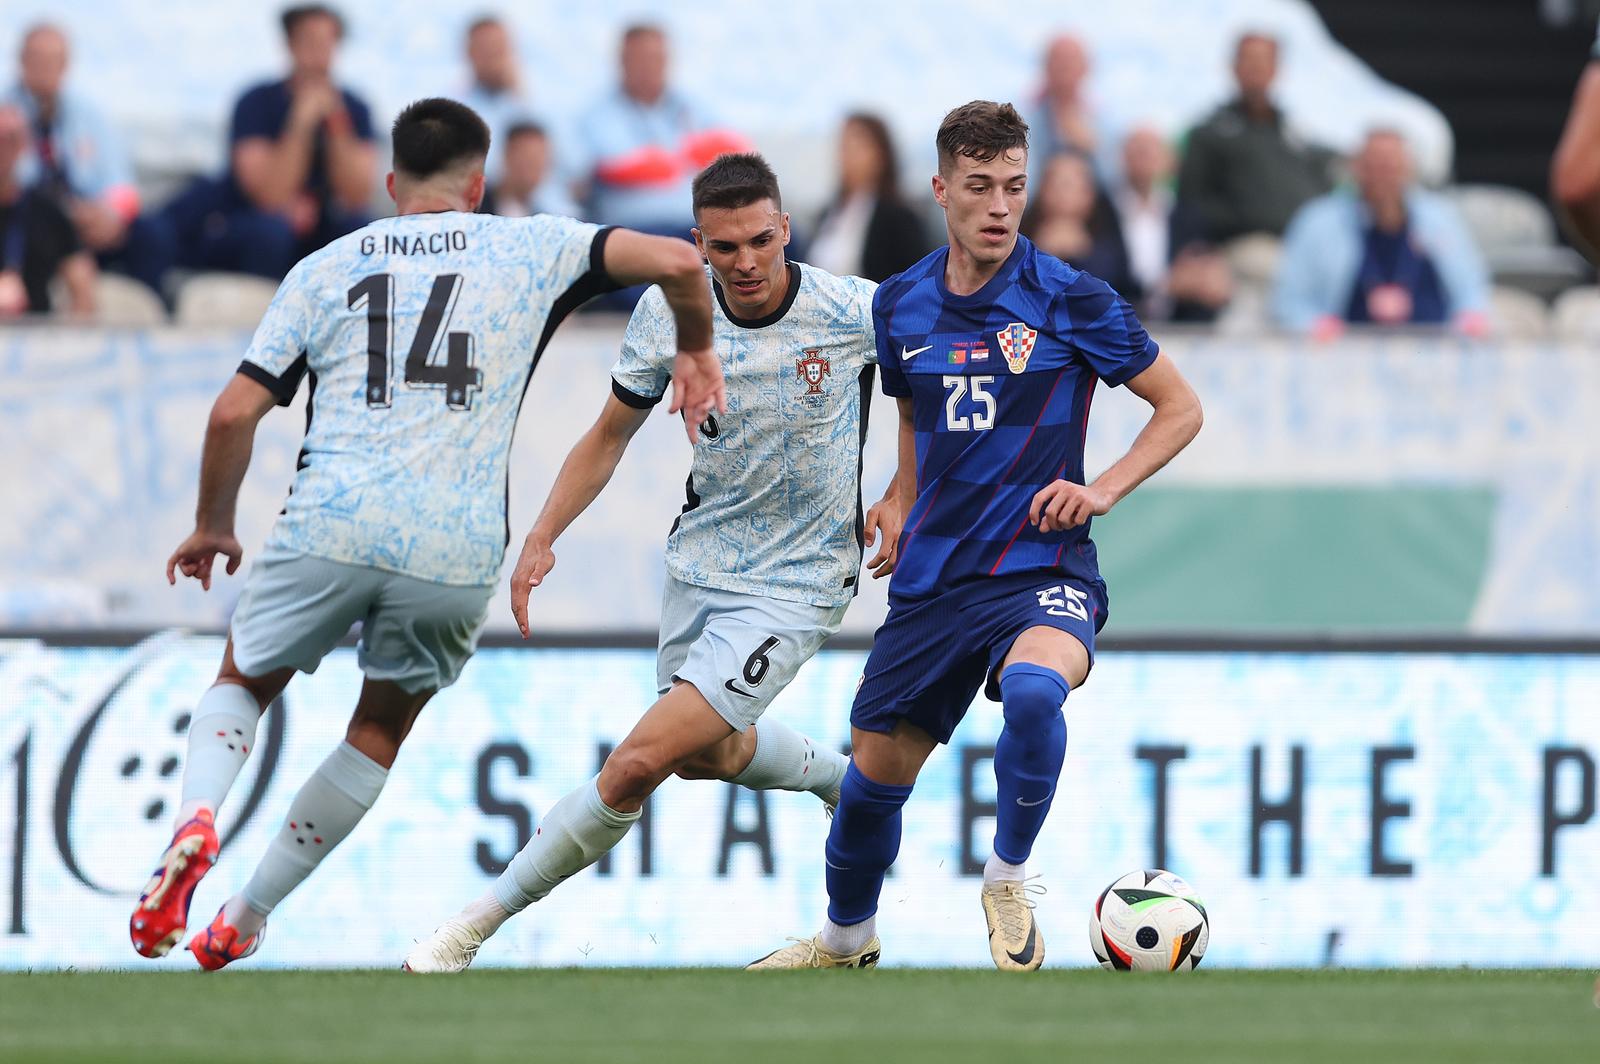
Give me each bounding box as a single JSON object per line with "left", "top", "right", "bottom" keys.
{"left": 349, "top": 272, "right": 483, "bottom": 412}
{"left": 944, "top": 374, "right": 996, "bottom": 431}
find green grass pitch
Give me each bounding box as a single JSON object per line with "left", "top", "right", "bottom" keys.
{"left": 1, "top": 969, "right": 1594, "bottom": 1063}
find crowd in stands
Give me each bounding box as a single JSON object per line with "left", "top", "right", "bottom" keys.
{"left": 0, "top": 5, "right": 1580, "bottom": 336}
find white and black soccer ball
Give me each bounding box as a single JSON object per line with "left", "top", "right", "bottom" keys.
{"left": 1089, "top": 869, "right": 1209, "bottom": 972}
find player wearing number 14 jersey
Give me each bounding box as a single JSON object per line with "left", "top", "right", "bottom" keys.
{"left": 128, "top": 98, "right": 722, "bottom": 969}
{"left": 751, "top": 101, "right": 1202, "bottom": 972}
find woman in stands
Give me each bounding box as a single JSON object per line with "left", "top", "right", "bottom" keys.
{"left": 807, "top": 112, "right": 931, "bottom": 283}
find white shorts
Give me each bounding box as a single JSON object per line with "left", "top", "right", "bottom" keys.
{"left": 657, "top": 574, "right": 849, "bottom": 731}
{"left": 230, "top": 547, "right": 493, "bottom": 694}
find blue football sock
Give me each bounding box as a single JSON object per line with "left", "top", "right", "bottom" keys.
{"left": 992, "top": 663, "right": 1070, "bottom": 865}
{"left": 824, "top": 762, "right": 913, "bottom": 926}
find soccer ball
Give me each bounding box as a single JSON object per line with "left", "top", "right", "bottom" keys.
{"left": 1089, "top": 869, "right": 1209, "bottom": 971}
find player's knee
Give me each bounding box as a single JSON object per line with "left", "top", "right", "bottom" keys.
{"left": 998, "top": 665, "right": 1070, "bottom": 734}
{"left": 673, "top": 750, "right": 724, "bottom": 781}
{"left": 601, "top": 745, "right": 671, "bottom": 805}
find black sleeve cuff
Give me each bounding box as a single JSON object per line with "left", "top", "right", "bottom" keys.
{"left": 590, "top": 226, "right": 624, "bottom": 295}
{"left": 612, "top": 376, "right": 664, "bottom": 409}
{"left": 238, "top": 354, "right": 307, "bottom": 407}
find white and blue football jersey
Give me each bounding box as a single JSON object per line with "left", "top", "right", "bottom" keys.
{"left": 611, "top": 262, "right": 878, "bottom": 608}
{"left": 240, "top": 211, "right": 613, "bottom": 586}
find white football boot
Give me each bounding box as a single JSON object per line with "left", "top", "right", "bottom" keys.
{"left": 746, "top": 934, "right": 880, "bottom": 970}
{"left": 981, "top": 880, "right": 1046, "bottom": 971}
{"left": 403, "top": 918, "right": 485, "bottom": 973}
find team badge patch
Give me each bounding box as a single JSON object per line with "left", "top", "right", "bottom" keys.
{"left": 996, "top": 322, "right": 1038, "bottom": 374}
{"left": 796, "top": 349, "right": 831, "bottom": 396}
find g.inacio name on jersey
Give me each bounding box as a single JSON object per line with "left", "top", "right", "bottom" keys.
{"left": 359, "top": 231, "right": 470, "bottom": 256}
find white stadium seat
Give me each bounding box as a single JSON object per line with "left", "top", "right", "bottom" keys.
{"left": 1552, "top": 285, "right": 1600, "bottom": 343}
{"left": 1489, "top": 285, "right": 1550, "bottom": 339}
{"left": 173, "top": 272, "right": 282, "bottom": 328}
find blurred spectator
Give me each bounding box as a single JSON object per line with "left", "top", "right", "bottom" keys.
{"left": 0, "top": 104, "right": 95, "bottom": 317}
{"left": 1176, "top": 33, "right": 1336, "bottom": 246}
{"left": 459, "top": 15, "right": 536, "bottom": 185}
{"left": 1274, "top": 129, "right": 1491, "bottom": 338}
{"left": 1110, "top": 127, "right": 1231, "bottom": 321}
{"left": 574, "top": 24, "right": 744, "bottom": 234}
{"left": 167, "top": 4, "right": 375, "bottom": 280}
{"left": 808, "top": 113, "right": 931, "bottom": 281}
{"left": 1025, "top": 35, "right": 1109, "bottom": 184}
{"left": 1021, "top": 150, "right": 1134, "bottom": 298}
{"left": 480, "top": 122, "right": 580, "bottom": 218}
{"left": 6, "top": 23, "right": 169, "bottom": 295}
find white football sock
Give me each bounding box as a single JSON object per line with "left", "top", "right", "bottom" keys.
{"left": 459, "top": 889, "right": 514, "bottom": 938}
{"left": 732, "top": 719, "right": 847, "bottom": 798}
{"left": 821, "top": 915, "right": 876, "bottom": 955}
{"left": 492, "top": 776, "right": 639, "bottom": 915}
{"left": 984, "top": 851, "right": 1026, "bottom": 885}
{"left": 176, "top": 683, "right": 261, "bottom": 828}
{"left": 234, "top": 742, "right": 388, "bottom": 936}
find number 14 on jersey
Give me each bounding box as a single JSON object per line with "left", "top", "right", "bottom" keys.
{"left": 349, "top": 272, "right": 483, "bottom": 412}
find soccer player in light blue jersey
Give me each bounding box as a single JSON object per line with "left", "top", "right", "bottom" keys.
{"left": 752, "top": 101, "right": 1202, "bottom": 972}
{"left": 129, "top": 98, "right": 723, "bottom": 969}
{"left": 404, "top": 153, "right": 902, "bottom": 972}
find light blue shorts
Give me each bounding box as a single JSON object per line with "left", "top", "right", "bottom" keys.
{"left": 657, "top": 574, "right": 849, "bottom": 731}
{"left": 230, "top": 547, "right": 493, "bottom": 694}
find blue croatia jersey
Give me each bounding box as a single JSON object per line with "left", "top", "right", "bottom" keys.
{"left": 876, "top": 235, "right": 1158, "bottom": 602}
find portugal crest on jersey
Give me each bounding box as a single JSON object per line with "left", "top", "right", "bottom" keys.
{"left": 796, "top": 349, "right": 831, "bottom": 395}
{"left": 996, "top": 322, "right": 1038, "bottom": 374}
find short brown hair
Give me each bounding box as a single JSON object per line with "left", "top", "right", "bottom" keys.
{"left": 936, "top": 101, "right": 1029, "bottom": 173}
{"left": 281, "top": 4, "right": 344, "bottom": 39}
{"left": 692, "top": 152, "right": 782, "bottom": 216}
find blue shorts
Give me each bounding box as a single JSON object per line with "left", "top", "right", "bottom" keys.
{"left": 850, "top": 570, "right": 1107, "bottom": 744}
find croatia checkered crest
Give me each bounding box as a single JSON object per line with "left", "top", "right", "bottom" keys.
{"left": 996, "top": 322, "right": 1037, "bottom": 374}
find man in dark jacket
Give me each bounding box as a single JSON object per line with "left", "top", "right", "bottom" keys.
{"left": 1175, "top": 32, "right": 1336, "bottom": 244}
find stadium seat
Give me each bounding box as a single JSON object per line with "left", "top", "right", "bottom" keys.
{"left": 92, "top": 273, "right": 168, "bottom": 326}
{"left": 48, "top": 273, "right": 167, "bottom": 326}
{"left": 1488, "top": 285, "right": 1550, "bottom": 338}
{"left": 174, "top": 272, "right": 280, "bottom": 328}
{"left": 1446, "top": 184, "right": 1589, "bottom": 300}
{"left": 1215, "top": 285, "right": 1272, "bottom": 336}
{"left": 1221, "top": 234, "right": 1283, "bottom": 288}
{"left": 1448, "top": 184, "right": 1556, "bottom": 250}
{"left": 1552, "top": 285, "right": 1600, "bottom": 343}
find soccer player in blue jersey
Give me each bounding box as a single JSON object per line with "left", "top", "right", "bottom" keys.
{"left": 752, "top": 101, "right": 1203, "bottom": 971}
{"left": 128, "top": 98, "right": 722, "bottom": 969}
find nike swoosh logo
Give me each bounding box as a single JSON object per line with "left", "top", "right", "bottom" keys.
{"left": 1016, "top": 791, "right": 1053, "bottom": 807}
{"left": 724, "top": 679, "right": 757, "bottom": 699}
{"left": 901, "top": 344, "right": 932, "bottom": 361}
{"left": 1005, "top": 922, "right": 1039, "bottom": 967}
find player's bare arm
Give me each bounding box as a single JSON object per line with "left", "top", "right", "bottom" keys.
{"left": 601, "top": 228, "right": 724, "bottom": 439}
{"left": 1030, "top": 352, "right": 1202, "bottom": 533}
{"left": 509, "top": 395, "right": 652, "bottom": 636}
{"left": 166, "top": 374, "right": 279, "bottom": 590}
{"left": 1553, "top": 63, "right": 1600, "bottom": 259}
{"left": 862, "top": 397, "right": 917, "bottom": 579}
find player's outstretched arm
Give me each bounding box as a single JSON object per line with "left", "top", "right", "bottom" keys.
{"left": 1031, "top": 353, "right": 1202, "bottom": 533}
{"left": 600, "top": 229, "right": 723, "bottom": 441}
{"left": 1553, "top": 63, "right": 1600, "bottom": 260}
{"left": 167, "top": 374, "right": 278, "bottom": 589}
{"left": 508, "top": 395, "right": 652, "bottom": 637}
{"left": 862, "top": 397, "right": 917, "bottom": 579}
